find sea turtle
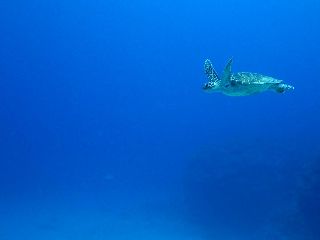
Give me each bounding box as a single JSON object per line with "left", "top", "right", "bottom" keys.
{"left": 203, "top": 58, "right": 294, "bottom": 96}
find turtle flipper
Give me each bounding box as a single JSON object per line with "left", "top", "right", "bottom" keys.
{"left": 222, "top": 58, "right": 233, "bottom": 85}
{"left": 204, "top": 59, "right": 219, "bottom": 82}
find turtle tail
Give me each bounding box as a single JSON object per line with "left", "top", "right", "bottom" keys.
{"left": 275, "top": 83, "right": 294, "bottom": 93}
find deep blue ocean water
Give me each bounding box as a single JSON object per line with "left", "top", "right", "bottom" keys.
{"left": 0, "top": 0, "right": 320, "bottom": 239}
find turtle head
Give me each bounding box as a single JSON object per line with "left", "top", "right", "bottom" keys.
{"left": 203, "top": 81, "right": 220, "bottom": 92}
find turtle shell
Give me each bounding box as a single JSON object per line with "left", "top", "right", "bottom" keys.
{"left": 222, "top": 72, "right": 282, "bottom": 96}
{"left": 232, "top": 72, "right": 282, "bottom": 86}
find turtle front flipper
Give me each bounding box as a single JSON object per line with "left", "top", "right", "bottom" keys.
{"left": 204, "top": 59, "right": 219, "bottom": 82}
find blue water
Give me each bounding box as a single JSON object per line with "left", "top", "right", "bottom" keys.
{"left": 1, "top": 0, "right": 320, "bottom": 239}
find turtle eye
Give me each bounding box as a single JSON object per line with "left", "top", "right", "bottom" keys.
{"left": 203, "top": 83, "right": 210, "bottom": 89}
{"left": 203, "top": 82, "right": 214, "bottom": 90}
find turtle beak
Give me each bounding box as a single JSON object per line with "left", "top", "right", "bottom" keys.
{"left": 202, "top": 83, "right": 210, "bottom": 90}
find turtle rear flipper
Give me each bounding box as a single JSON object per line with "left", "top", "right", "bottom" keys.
{"left": 204, "top": 59, "right": 219, "bottom": 82}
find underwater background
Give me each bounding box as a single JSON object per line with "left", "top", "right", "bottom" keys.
{"left": 0, "top": 0, "right": 320, "bottom": 239}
